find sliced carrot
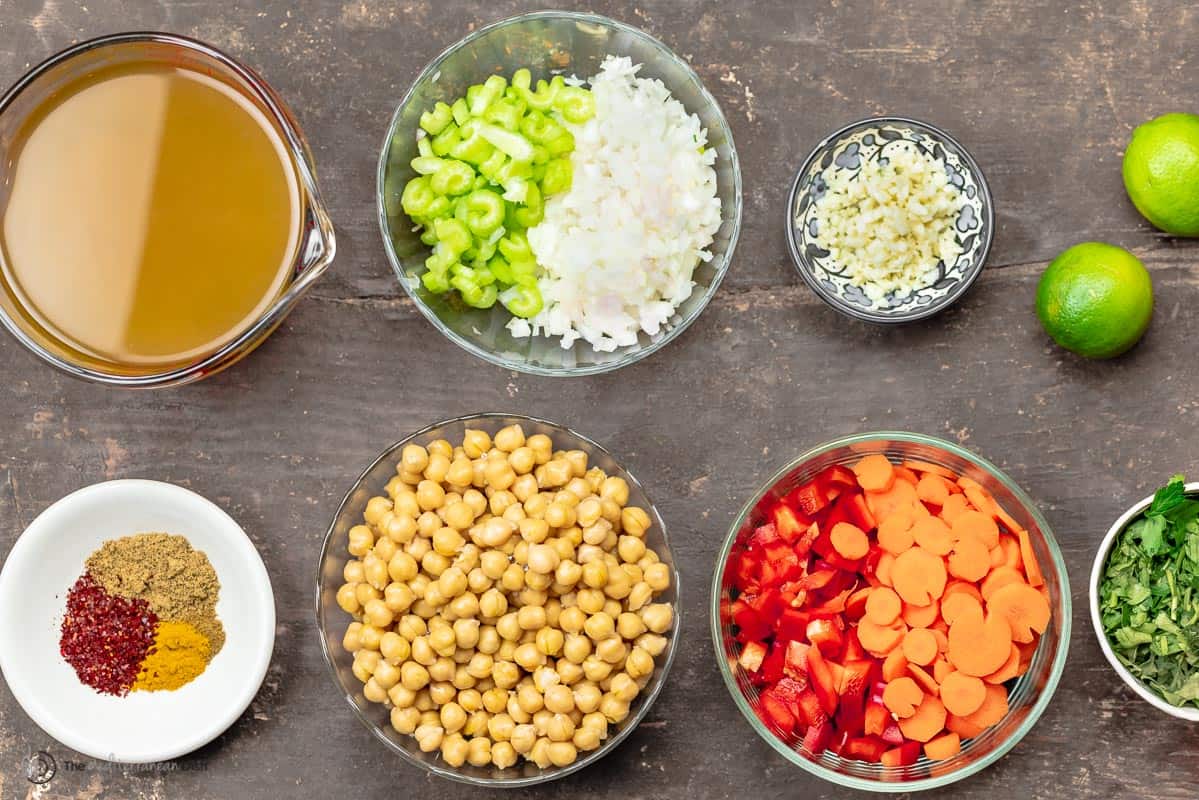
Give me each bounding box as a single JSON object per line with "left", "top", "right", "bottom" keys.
{"left": 877, "top": 510, "right": 916, "bottom": 555}
{"left": 891, "top": 547, "right": 947, "bottom": 606}
{"left": 902, "top": 599, "right": 940, "bottom": 629}
{"left": 923, "top": 731, "right": 961, "bottom": 761}
{"left": 865, "top": 480, "right": 919, "bottom": 522}
{"left": 940, "top": 671, "right": 986, "bottom": 716}
{"left": 940, "top": 591, "right": 983, "bottom": 627}
{"left": 1016, "top": 528, "right": 1045, "bottom": 587}
{"left": 961, "top": 684, "right": 1009, "bottom": 728}
{"left": 830, "top": 521, "right": 869, "bottom": 560}
{"left": 946, "top": 605, "right": 1012, "bottom": 677}
{"left": 950, "top": 510, "right": 999, "bottom": 549}
{"left": 916, "top": 474, "right": 952, "bottom": 507}
{"left": 994, "top": 534, "right": 1023, "bottom": 570}
{"left": 903, "top": 628, "right": 939, "bottom": 666}
{"left": 957, "top": 476, "right": 1000, "bottom": 518}
{"left": 980, "top": 565, "right": 1024, "bottom": 600}
{"left": 1015, "top": 640, "right": 1038, "bottom": 677}
{"left": 983, "top": 644, "right": 1021, "bottom": 684}
{"left": 893, "top": 465, "right": 920, "bottom": 486}
{"left": 853, "top": 454, "right": 896, "bottom": 492}
{"left": 993, "top": 502, "right": 1024, "bottom": 536}
{"left": 907, "top": 662, "right": 940, "bottom": 696}
{"left": 987, "top": 582, "right": 1051, "bottom": 643}
{"left": 911, "top": 516, "right": 954, "bottom": 556}
{"left": 882, "top": 648, "right": 910, "bottom": 682}
{"left": 858, "top": 617, "right": 907, "bottom": 656}
{"left": 930, "top": 627, "right": 949, "bottom": 653}
{"left": 865, "top": 586, "right": 902, "bottom": 626}
{"left": 942, "top": 580, "right": 983, "bottom": 605}
{"left": 947, "top": 535, "right": 991, "bottom": 583}
{"left": 946, "top": 713, "right": 986, "bottom": 740}
{"left": 875, "top": 551, "right": 896, "bottom": 587}
{"left": 939, "top": 493, "right": 970, "bottom": 524}
{"left": 932, "top": 656, "right": 953, "bottom": 684}
{"left": 882, "top": 676, "right": 923, "bottom": 718}
{"left": 898, "top": 694, "right": 947, "bottom": 743}
{"left": 903, "top": 459, "right": 957, "bottom": 480}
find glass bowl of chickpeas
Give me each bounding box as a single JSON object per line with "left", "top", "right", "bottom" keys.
{"left": 316, "top": 413, "right": 679, "bottom": 786}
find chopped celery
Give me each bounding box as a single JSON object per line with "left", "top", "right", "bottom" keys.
{"left": 484, "top": 98, "right": 525, "bottom": 131}
{"left": 545, "top": 130, "right": 575, "bottom": 158}
{"left": 498, "top": 231, "right": 533, "bottom": 263}
{"left": 416, "top": 137, "right": 434, "bottom": 158}
{"left": 478, "top": 150, "right": 507, "bottom": 181}
{"left": 430, "top": 124, "right": 461, "bottom": 157}
{"left": 429, "top": 160, "right": 475, "bottom": 196}
{"left": 401, "top": 176, "right": 437, "bottom": 217}
{"left": 554, "top": 86, "right": 595, "bottom": 124}
{"left": 512, "top": 183, "right": 543, "bottom": 228}
{"left": 519, "top": 111, "right": 565, "bottom": 144}
{"left": 419, "top": 101, "right": 453, "bottom": 135}
{"left": 462, "top": 189, "right": 505, "bottom": 237}
{"left": 469, "top": 75, "right": 507, "bottom": 117}
{"left": 487, "top": 254, "right": 514, "bottom": 284}
{"left": 541, "top": 158, "right": 572, "bottom": 195}
{"left": 500, "top": 284, "right": 543, "bottom": 318}
{"left": 410, "top": 156, "right": 445, "bottom": 176}
{"left": 433, "top": 218, "right": 472, "bottom": 256}
{"left": 421, "top": 268, "right": 451, "bottom": 294}
{"left": 451, "top": 98, "right": 470, "bottom": 126}
{"left": 478, "top": 123, "right": 535, "bottom": 162}
{"left": 511, "top": 68, "right": 532, "bottom": 91}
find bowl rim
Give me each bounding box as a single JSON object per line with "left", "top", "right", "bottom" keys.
{"left": 374, "top": 9, "right": 743, "bottom": 376}
{"left": 784, "top": 115, "right": 995, "bottom": 325}
{"left": 1088, "top": 481, "right": 1199, "bottom": 722}
{"left": 708, "top": 431, "right": 1072, "bottom": 792}
{"left": 314, "top": 411, "right": 682, "bottom": 786}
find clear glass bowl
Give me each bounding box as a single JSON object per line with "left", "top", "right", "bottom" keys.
{"left": 0, "top": 33, "right": 335, "bottom": 388}
{"left": 376, "top": 11, "right": 742, "bottom": 375}
{"left": 316, "top": 413, "right": 680, "bottom": 787}
{"left": 709, "top": 432, "right": 1071, "bottom": 792}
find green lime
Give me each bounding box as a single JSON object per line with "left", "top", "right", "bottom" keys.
{"left": 1035, "top": 242, "right": 1153, "bottom": 359}
{"left": 1122, "top": 112, "right": 1199, "bottom": 236}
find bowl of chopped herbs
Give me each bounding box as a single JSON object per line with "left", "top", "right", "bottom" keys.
{"left": 1091, "top": 475, "right": 1199, "bottom": 720}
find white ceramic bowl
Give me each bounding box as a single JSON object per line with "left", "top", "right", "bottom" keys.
{"left": 1089, "top": 481, "right": 1199, "bottom": 722}
{"left": 0, "top": 480, "right": 277, "bottom": 761}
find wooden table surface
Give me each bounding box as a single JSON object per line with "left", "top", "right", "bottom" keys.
{"left": 1, "top": 1, "right": 1197, "bottom": 798}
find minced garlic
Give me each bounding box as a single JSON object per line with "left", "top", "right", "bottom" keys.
{"left": 813, "top": 142, "right": 962, "bottom": 301}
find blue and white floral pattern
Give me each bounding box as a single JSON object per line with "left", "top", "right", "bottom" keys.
{"left": 790, "top": 121, "right": 991, "bottom": 320}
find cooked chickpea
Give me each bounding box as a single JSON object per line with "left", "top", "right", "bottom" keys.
{"left": 348, "top": 525, "right": 374, "bottom": 557}
{"left": 478, "top": 517, "right": 515, "bottom": 548}
{"left": 573, "top": 682, "right": 602, "bottom": 713}
{"left": 599, "top": 694, "right": 630, "bottom": 724}
{"left": 626, "top": 646, "right": 655, "bottom": 679}
{"left": 627, "top": 581, "right": 654, "bottom": 612}
{"left": 641, "top": 603, "right": 674, "bottom": 634}
{"left": 360, "top": 624, "right": 383, "bottom": 651}
{"left": 582, "top": 656, "right": 612, "bottom": 682}
{"left": 535, "top": 627, "right": 564, "bottom": 657}
{"left": 517, "top": 605, "right": 547, "bottom": 631}
{"left": 500, "top": 563, "right": 525, "bottom": 592}
{"left": 391, "top": 706, "right": 421, "bottom": 735}
{"left": 463, "top": 429, "right": 491, "bottom": 458}
{"left": 644, "top": 562, "right": 671, "bottom": 592}
{"left": 514, "top": 642, "right": 545, "bottom": 671}
{"left": 449, "top": 591, "right": 479, "bottom": 619}
{"left": 544, "top": 683, "right": 575, "bottom": 714}
{"left": 577, "top": 589, "right": 605, "bottom": 615}
{"left": 545, "top": 502, "right": 576, "bottom": 529}
{"left": 363, "top": 598, "right": 394, "bottom": 628}
{"left": 618, "top": 535, "right": 647, "bottom": 563}
{"left": 342, "top": 621, "right": 363, "bottom": 652}
{"left": 583, "top": 612, "right": 615, "bottom": 641}
{"left": 380, "top": 631, "right": 411, "bottom": 664}
{"left": 493, "top": 424, "right": 525, "bottom": 452}
{"left": 616, "top": 611, "right": 646, "bottom": 640}
{"left": 401, "top": 661, "right": 430, "bottom": 691}
{"left": 484, "top": 459, "right": 516, "bottom": 491}
{"left": 546, "top": 712, "right": 576, "bottom": 743}
{"left": 336, "top": 583, "right": 360, "bottom": 614}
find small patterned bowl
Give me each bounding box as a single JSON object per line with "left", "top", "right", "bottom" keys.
{"left": 786, "top": 117, "right": 994, "bottom": 324}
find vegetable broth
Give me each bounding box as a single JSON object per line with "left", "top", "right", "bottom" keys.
{"left": 0, "top": 61, "right": 300, "bottom": 368}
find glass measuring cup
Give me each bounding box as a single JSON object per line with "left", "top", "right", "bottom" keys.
{"left": 0, "top": 32, "right": 336, "bottom": 388}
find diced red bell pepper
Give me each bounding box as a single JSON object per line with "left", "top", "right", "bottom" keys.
{"left": 794, "top": 521, "right": 821, "bottom": 558}
{"left": 789, "top": 481, "right": 830, "bottom": 517}
{"left": 845, "top": 587, "right": 872, "bottom": 621}
{"left": 732, "top": 549, "right": 760, "bottom": 589}
{"left": 749, "top": 522, "right": 781, "bottom": 549}
{"left": 864, "top": 701, "right": 890, "bottom": 737}
{"left": 844, "top": 735, "right": 889, "bottom": 763}
{"left": 880, "top": 741, "right": 921, "bottom": 767}
{"left": 842, "top": 627, "right": 866, "bottom": 662}
{"left": 760, "top": 542, "right": 802, "bottom": 585}
{"left": 807, "top": 586, "right": 856, "bottom": 618}
{"left": 776, "top": 608, "right": 811, "bottom": 642}
{"left": 819, "top": 464, "right": 860, "bottom": 491}
{"left": 806, "top": 618, "right": 845, "bottom": 657}
{"left": 834, "top": 659, "right": 875, "bottom": 734}
{"left": 802, "top": 719, "right": 833, "bottom": 755}
{"left": 795, "top": 687, "right": 826, "bottom": 729}
{"left": 772, "top": 675, "right": 808, "bottom": 707}
{"left": 758, "top": 642, "right": 787, "bottom": 685}
{"left": 842, "top": 492, "right": 877, "bottom": 532}
{"left": 830, "top": 728, "right": 852, "bottom": 756}
{"left": 806, "top": 643, "right": 839, "bottom": 717}
{"left": 798, "top": 567, "right": 837, "bottom": 592}
{"left": 759, "top": 690, "right": 796, "bottom": 736}
{"left": 783, "top": 640, "right": 810, "bottom": 680}
{"left": 731, "top": 598, "right": 771, "bottom": 642}
{"left": 771, "top": 505, "right": 810, "bottom": 543}
{"left": 737, "top": 641, "right": 767, "bottom": 672}
{"left": 880, "top": 723, "right": 906, "bottom": 746}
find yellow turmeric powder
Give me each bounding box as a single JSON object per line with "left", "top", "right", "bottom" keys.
{"left": 133, "top": 621, "right": 211, "bottom": 691}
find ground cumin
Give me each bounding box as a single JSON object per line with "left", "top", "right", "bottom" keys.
{"left": 86, "top": 533, "right": 225, "bottom": 656}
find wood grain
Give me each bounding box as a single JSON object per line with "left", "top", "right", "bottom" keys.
{"left": 1, "top": 1, "right": 1198, "bottom": 798}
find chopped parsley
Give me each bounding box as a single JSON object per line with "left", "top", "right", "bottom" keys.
{"left": 1099, "top": 475, "right": 1199, "bottom": 708}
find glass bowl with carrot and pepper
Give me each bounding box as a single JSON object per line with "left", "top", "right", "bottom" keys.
{"left": 709, "top": 432, "right": 1071, "bottom": 792}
